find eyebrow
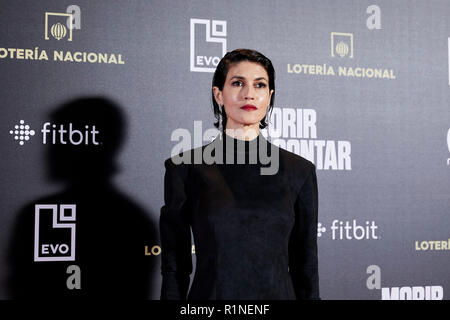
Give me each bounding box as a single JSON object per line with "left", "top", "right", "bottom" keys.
{"left": 230, "top": 75, "right": 268, "bottom": 82}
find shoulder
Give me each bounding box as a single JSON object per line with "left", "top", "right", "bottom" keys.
{"left": 164, "top": 134, "right": 222, "bottom": 167}
{"left": 163, "top": 143, "right": 208, "bottom": 175}
{"left": 274, "top": 142, "right": 316, "bottom": 176}
{"left": 274, "top": 146, "right": 318, "bottom": 196}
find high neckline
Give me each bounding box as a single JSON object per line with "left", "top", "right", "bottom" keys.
{"left": 222, "top": 131, "right": 260, "bottom": 143}
{"left": 218, "top": 131, "right": 265, "bottom": 155}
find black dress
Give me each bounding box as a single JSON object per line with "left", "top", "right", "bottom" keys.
{"left": 159, "top": 132, "right": 320, "bottom": 300}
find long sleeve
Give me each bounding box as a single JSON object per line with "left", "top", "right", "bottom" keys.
{"left": 288, "top": 164, "right": 320, "bottom": 300}
{"left": 159, "top": 158, "right": 192, "bottom": 300}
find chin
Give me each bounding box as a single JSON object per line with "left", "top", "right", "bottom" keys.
{"left": 237, "top": 120, "right": 260, "bottom": 127}
{"left": 240, "top": 115, "right": 263, "bottom": 123}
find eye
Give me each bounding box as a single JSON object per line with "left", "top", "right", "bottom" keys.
{"left": 231, "top": 80, "right": 243, "bottom": 87}
{"left": 255, "top": 82, "right": 267, "bottom": 88}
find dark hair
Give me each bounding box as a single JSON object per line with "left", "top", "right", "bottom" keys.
{"left": 211, "top": 48, "right": 275, "bottom": 131}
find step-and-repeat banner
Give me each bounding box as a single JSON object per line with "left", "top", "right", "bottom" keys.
{"left": 1, "top": 0, "right": 449, "bottom": 300}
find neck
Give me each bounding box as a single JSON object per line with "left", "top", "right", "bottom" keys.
{"left": 224, "top": 123, "right": 260, "bottom": 141}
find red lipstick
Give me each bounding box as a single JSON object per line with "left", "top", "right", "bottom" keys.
{"left": 240, "top": 104, "right": 257, "bottom": 111}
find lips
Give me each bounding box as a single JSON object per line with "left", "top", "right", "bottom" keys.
{"left": 240, "top": 104, "right": 257, "bottom": 111}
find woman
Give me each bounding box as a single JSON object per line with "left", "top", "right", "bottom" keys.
{"left": 160, "top": 49, "right": 320, "bottom": 300}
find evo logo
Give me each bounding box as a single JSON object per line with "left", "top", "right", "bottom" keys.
{"left": 190, "top": 18, "right": 226, "bottom": 72}
{"left": 34, "top": 204, "right": 76, "bottom": 262}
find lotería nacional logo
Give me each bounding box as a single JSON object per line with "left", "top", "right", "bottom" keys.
{"left": 34, "top": 204, "right": 76, "bottom": 262}
{"left": 0, "top": 5, "right": 124, "bottom": 65}
{"left": 190, "top": 18, "right": 227, "bottom": 72}
{"left": 288, "top": 32, "right": 396, "bottom": 80}
{"left": 331, "top": 32, "right": 354, "bottom": 58}
{"left": 415, "top": 239, "right": 450, "bottom": 251}
{"left": 44, "top": 5, "right": 81, "bottom": 41}
{"left": 45, "top": 12, "right": 74, "bottom": 41}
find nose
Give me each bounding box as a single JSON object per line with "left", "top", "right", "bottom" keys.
{"left": 243, "top": 85, "right": 255, "bottom": 100}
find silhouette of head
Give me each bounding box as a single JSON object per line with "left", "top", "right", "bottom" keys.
{"left": 46, "top": 97, "right": 125, "bottom": 184}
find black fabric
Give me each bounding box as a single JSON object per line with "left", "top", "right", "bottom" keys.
{"left": 160, "top": 132, "right": 320, "bottom": 300}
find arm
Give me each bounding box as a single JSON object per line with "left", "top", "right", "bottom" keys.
{"left": 288, "top": 164, "right": 320, "bottom": 300}
{"left": 159, "top": 158, "right": 192, "bottom": 300}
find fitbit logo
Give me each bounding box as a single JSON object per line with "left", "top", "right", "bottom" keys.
{"left": 42, "top": 122, "right": 99, "bottom": 145}
{"left": 317, "top": 222, "right": 326, "bottom": 237}
{"left": 318, "top": 220, "right": 379, "bottom": 240}
{"left": 9, "top": 120, "right": 100, "bottom": 146}
{"left": 331, "top": 219, "right": 378, "bottom": 240}
{"left": 9, "top": 120, "right": 36, "bottom": 145}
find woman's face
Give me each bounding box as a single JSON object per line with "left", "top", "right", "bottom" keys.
{"left": 213, "top": 61, "right": 274, "bottom": 132}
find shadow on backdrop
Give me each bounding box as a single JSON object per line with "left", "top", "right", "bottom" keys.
{"left": 8, "top": 97, "right": 158, "bottom": 299}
